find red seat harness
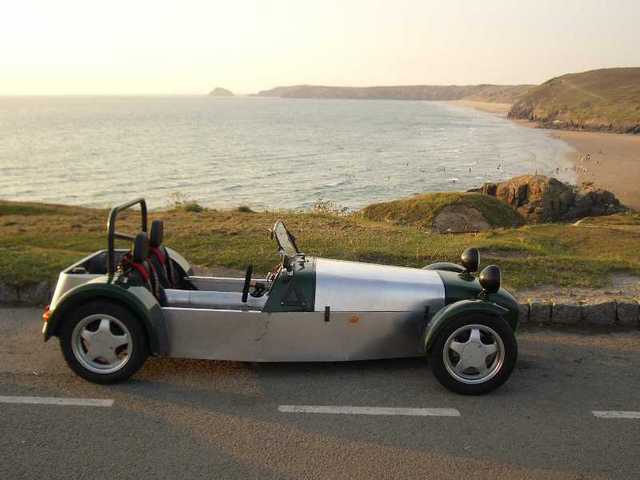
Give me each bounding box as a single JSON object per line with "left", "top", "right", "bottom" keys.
{"left": 130, "top": 261, "right": 151, "bottom": 283}
{"left": 150, "top": 246, "right": 166, "bottom": 266}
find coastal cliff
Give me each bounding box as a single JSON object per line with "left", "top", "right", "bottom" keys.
{"left": 256, "top": 84, "right": 531, "bottom": 103}
{"left": 508, "top": 68, "right": 640, "bottom": 133}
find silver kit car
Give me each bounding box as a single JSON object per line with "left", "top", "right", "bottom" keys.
{"left": 43, "top": 199, "right": 519, "bottom": 394}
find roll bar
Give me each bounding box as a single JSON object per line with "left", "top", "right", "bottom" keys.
{"left": 107, "top": 198, "right": 148, "bottom": 277}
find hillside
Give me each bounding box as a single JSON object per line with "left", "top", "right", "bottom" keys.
{"left": 508, "top": 68, "right": 640, "bottom": 133}
{"left": 256, "top": 84, "right": 532, "bottom": 103}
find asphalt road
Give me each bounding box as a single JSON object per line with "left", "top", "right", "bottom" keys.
{"left": 1, "top": 307, "right": 639, "bottom": 479}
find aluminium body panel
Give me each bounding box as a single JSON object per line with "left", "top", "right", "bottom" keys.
{"left": 49, "top": 250, "right": 109, "bottom": 309}
{"left": 164, "top": 288, "right": 267, "bottom": 310}
{"left": 49, "top": 249, "right": 129, "bottom": 309}
{"left": 50, "top": 272, "right": 101, "bottom": 309}
{"left": 185, "top": 276, "right": 269, "bottom": 292}
{"left": 163, "top": 307, "right": 426, "bottom": 361}
{"left": 186, "top": 276, "right": 245, "bottom": 292}
{"left": 314, "top": 258, "right": 445, "bottom": 313}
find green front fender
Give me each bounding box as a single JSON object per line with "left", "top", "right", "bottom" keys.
{"left": 423, "top": 299, "right": 510, "bottom": 352}
{"left": 44, "top": 280, "right": 169, "bottom": 356}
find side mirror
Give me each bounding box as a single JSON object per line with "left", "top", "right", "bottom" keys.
{"left": 460, "top": 248, "right": 480, "bottom": 273}
{"left": 479, "top": 265, "right": 501, "bottom": 294}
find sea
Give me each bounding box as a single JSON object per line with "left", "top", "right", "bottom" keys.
{"left": 0, "top": 96, "right": 575, "bottom": 210}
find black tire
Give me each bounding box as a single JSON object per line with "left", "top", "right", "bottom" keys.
{"left": 59, "top": 300, "right": 149, "bottom": 384}
{"left": 429, "top": 314, "right": 517, "bottom": 395}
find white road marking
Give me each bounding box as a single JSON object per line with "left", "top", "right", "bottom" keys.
{"left": 0, "top": 396, "right": 114, "bottom": 407}
{"left": 278, "top": 405, "right": 460, "bottom": 417}
{"left": 592, "top": 410, "right": 640, "bottom": 419}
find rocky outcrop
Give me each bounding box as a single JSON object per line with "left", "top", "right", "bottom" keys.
{"left": 209, "top": 87, "right": 233, "bottom": 97}
{"left": 431, "top": 204, "right": 491, "bottom": 233}
{"left": 477, "top": 175, "right": 625, "bottom": 223}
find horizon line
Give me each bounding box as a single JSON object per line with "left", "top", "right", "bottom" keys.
{"left": 0, "top": 83, "right": 530, "bottom": 97}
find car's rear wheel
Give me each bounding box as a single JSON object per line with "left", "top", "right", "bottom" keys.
{"left": 429, "top": 314, "right": 517, "bottom": 395}
{"left": 59, "top": 300, "right": 148, "bottom": 384}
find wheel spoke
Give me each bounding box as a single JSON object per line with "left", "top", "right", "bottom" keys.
{"left": 454, "top": 357, "right": 469, "bottom": 375}
{"left": 449, "top": 341, "right": 466, "bottom": 355}
{"left": 83, "top": 339, "right": 101, "bottom": 362}
{"left": 109, "top": 333, "right": 129, "bottom": 350}
{"left": 100, "top": 348, "right": 119, "bottom": 364}
{"left": 468, "top": 328, "right": 482, "bottom": 344}
{"left": 482, "top": 343, "right": 498, "bottom": 358}
{"left": 98, "top": 318, "right": 111, "bottom": 334}
{"left": 84, "top": 349, "right": 101, "bottom": 362}
{"left": 80, "top": 329, "right": 93, "bottom": 343}
{"left": 475, "top": 361, "right": 489, "bottom": 375}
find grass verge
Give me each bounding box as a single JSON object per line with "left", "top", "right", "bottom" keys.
{"left": 1, "top": 200, "right": 639, "bottom": 291}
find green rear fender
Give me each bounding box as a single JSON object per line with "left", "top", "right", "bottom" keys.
{"left": 423, "top": 299, "right": 509, "bottom": 353}
{"left": 44, "top": 281, "right": 169, "bottom": 356}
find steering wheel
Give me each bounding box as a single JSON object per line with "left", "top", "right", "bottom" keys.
{"left": 241, "top": 264, "right": 253, "bottom": 303}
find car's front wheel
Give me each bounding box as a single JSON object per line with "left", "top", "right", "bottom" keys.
{"left": 429, "top": 314, "right": 517, "bottom": 395}
{"left": 59, "top": 300, "right": 148, "bottom": 384}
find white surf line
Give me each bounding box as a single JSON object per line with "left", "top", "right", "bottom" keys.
{"left": 0, "top": 395, "right": 114, "bottom": 407}
{"left": 278, "top": 405, "right": 460, "bottom": 417}
{"left": 592, "top": 410, "right": 640, "bottom": 419}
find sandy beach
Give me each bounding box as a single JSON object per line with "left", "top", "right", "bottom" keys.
{"left": 455, "top": 101, "right": 640, "bottom": 210}
{"left": 551, "top": 130, "right": 640, "bottom": 210}
{"left": 449, "top": 100, "right": 512, "bottom": 114}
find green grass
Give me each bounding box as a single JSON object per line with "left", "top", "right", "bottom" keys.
{"left": 0, "top": 201, "right": 82, "bottom": 217}
{"left": 579, "top": 211, "right": 640, "bottom": 226}
{"left": 362, "top": 192, "right": 524, "bottom": 230}
{"left": 1, "top": 199, "right": 639, "bottom": 291}
{"left": 509, "top": 67, "right": 640, "bottom": 133}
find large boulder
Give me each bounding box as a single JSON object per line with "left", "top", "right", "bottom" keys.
{"left": 479, "top": 175, "right": 625, "bottom": 223}
{"left": 431, "top": 204, "right": 490, "bottom": 233}
{"left": 568, "top": 183, "right": 624, "bottom": 219}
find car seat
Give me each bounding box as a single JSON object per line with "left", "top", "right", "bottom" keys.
{"left": 148, "top": 220, "right": 179, "bottom": 288}
{"left": 119, "top": 232, "right": 167, "bottom": 305}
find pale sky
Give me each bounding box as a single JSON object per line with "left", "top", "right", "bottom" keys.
{"left": 1, "top": 0, "right": 638, "bottom": 95}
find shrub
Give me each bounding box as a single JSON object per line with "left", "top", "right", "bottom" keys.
{"left": 169, "top": 192, "right": 205, "bottom": 213}
{"left": 183, "top": 201, "right": 204, "bottom": 213}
